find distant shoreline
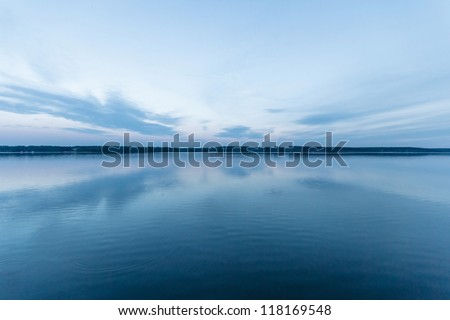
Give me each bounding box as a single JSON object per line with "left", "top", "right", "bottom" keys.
{"left": 1, "top": 146, "right": 450, "bottom": 155}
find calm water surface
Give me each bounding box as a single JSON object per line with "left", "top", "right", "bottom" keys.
{"left": 0, "top": 155, "right": 449, "bottom": 299}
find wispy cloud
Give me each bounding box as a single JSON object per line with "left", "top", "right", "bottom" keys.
{"left": 62, "top": 127, "right": 108, "bottom": 135}
{"left": 216, "top": 125, "right": 262, "bottom": 139}
{"left": 265, "top": 108, "right": 286, "bottom": 114}
{"left": 296, "top": 112, "right": 357, "bottom": 125}
{"left": 0, "top": 85, "right": 178, "bottom": 136}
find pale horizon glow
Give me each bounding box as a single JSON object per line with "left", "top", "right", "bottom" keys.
{"left": 1, "top": 0, "right": 450, "bottom": 146}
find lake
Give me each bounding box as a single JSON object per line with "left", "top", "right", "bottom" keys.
{"left": 0, "top": 154, "right": 449, "bottom": 299}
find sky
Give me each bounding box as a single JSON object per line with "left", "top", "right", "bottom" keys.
{"left": 1, "top": 0, "right": 450, "bottom": 146}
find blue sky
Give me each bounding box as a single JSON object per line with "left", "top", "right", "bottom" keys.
{"left": 1, "top": 0, "right": 450, "bottom": 146}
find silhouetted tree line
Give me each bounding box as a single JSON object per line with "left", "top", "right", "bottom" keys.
{"left": 1, "top": 145, "right": 450, "bottom": 154}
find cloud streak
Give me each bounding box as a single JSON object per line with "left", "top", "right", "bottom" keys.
{"left": 296, "top": 112, "right": 358, "bottom": 125}
{"left": 216, "top": 125, "right": 262, "bottom": 139}
{"left": 0, "top": 85, "right": 178, "bottom": 136}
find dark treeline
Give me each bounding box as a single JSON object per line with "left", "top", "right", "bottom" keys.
{"left": 1, "top": 145, "right": 450, "bottom": 154}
